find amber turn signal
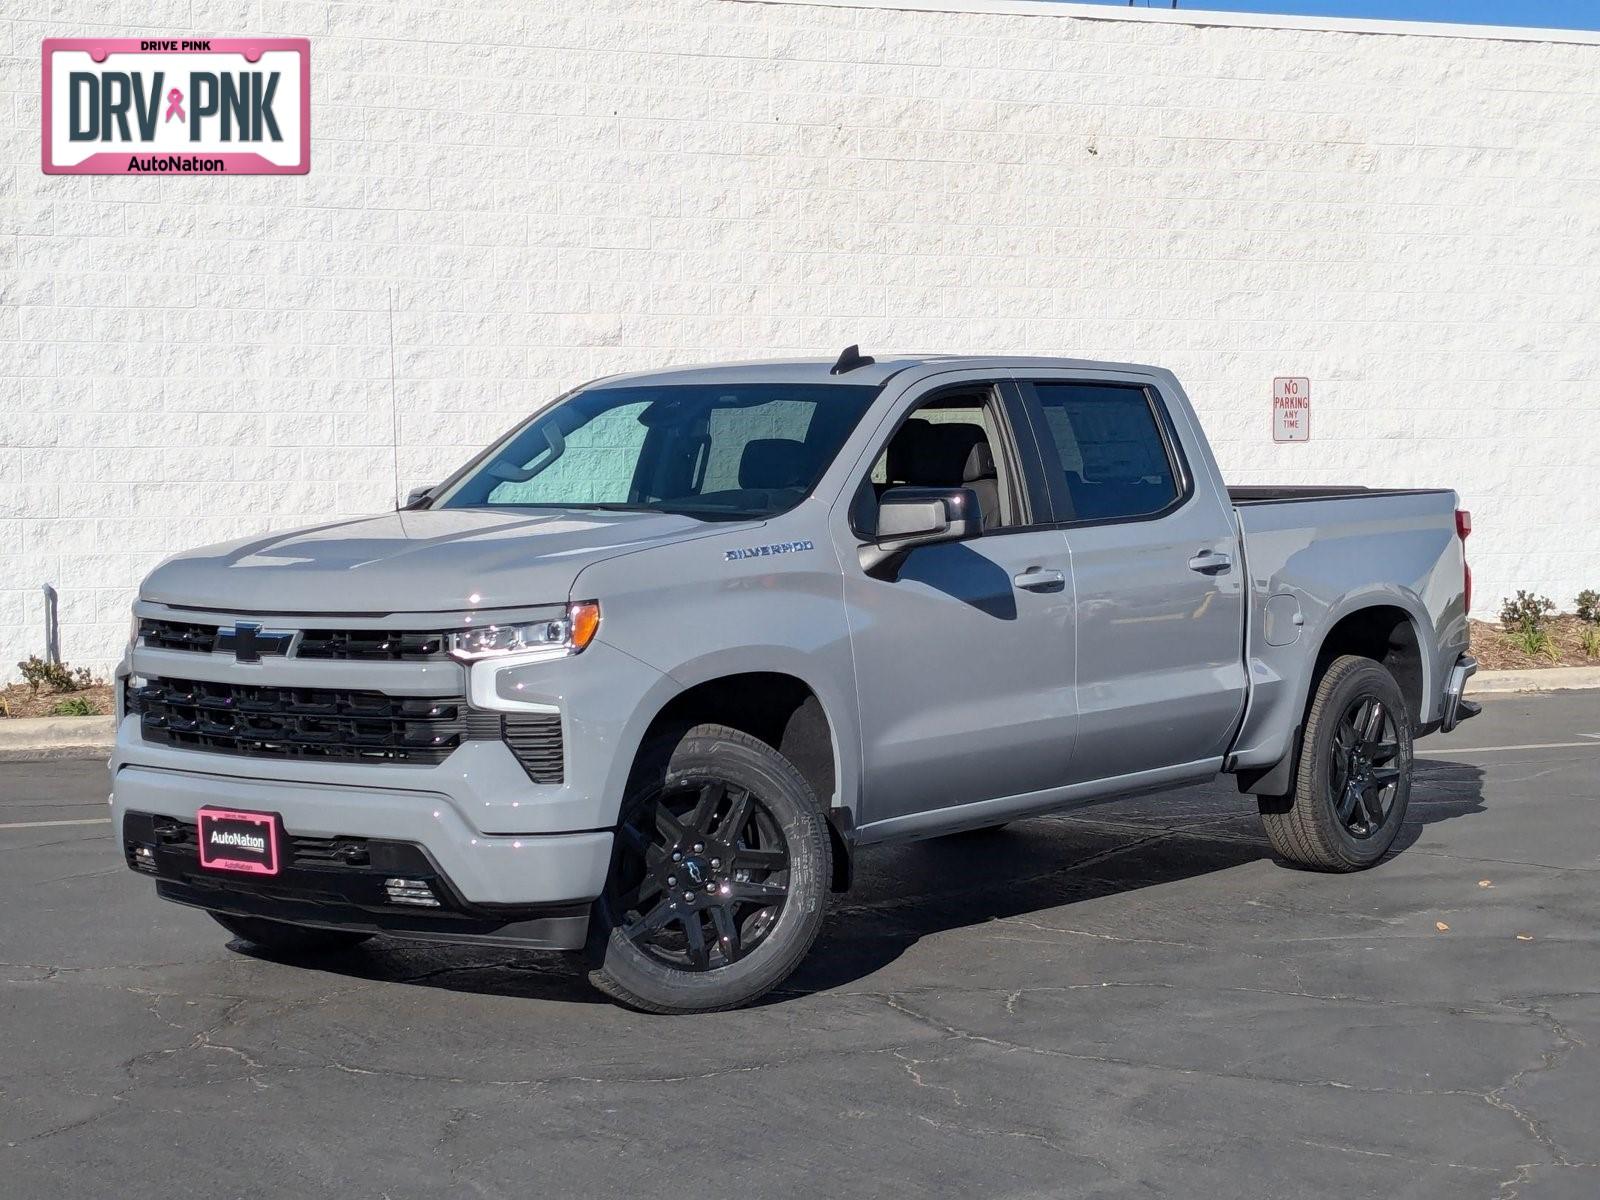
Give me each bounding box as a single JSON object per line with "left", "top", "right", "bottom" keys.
{"left": 569, "top": 600, "right": 601, "bottom": 653}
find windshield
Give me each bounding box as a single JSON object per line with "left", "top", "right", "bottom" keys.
{"left": 434, "top": 382, "right": 880, "bottom": 520}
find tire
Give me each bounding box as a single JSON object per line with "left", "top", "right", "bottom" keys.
{"left": 211, "top": 912, "right": 374, "bottom": 954}
{"left": 587, "top": 723, "right": 832, "bottom": 1014}
{"left": 1259, "top": 654, "right": 1414, "bottom": 871}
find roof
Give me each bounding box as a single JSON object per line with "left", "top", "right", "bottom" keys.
{"left": 588, "top": 353, "right": 1170, "bottom": 390}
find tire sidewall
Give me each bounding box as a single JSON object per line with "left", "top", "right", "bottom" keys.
{"left": 1302, "top": 660, "right": 1414, "bottom": 867}
{"left": 589, "top": 727, "right": 830, "bottom": 1011}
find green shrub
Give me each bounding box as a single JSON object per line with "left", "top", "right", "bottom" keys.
{"left": 16, "top": 656, "right": 95, "bottom": 694}
{"left": 48, "top": 696, "right": 96, "bottom": 717}
{"left": 1499, "top": 591, "right": 1555, "bottom": 633}
{"left": 1577, "top": 590, "right": 1600, "bottom": 624}
{"left": 1581, "top": 625, "right": 1600, "bottom": 660}
{"left": 1507, "top": 623, "right": 1559, "bottom": 662}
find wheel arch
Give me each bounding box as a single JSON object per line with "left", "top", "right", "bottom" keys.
{"left": 618, "top": 656, "right": 856, "bottom": 891}
{"left": 1311, "top": 601, "right": 1429, "bottom": 725}
{"left": 1234, "top": 590, "right": 1436, "bottom": 797}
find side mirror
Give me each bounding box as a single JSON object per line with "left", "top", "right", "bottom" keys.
{"left": 858, "top": 486, "right": 983, "bottom": 578}
{"left": 401, "top": 484, "right": 435, "bottom": 510}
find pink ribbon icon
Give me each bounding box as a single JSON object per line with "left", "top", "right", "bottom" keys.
{"left": 164, "top": 88, "right": 185, "bottom": 123}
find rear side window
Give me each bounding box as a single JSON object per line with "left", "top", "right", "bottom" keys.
{"left": 1031, "top": 384, "right": 1180, "bottom": 522}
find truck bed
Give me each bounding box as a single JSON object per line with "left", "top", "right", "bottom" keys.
{"left": 1229, "top": 486, "right": 1453, "bottom": 505}
{"left": 1224, "top": 484, "right": 1468, "bottom": 775}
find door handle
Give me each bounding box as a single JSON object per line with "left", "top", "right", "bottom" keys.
{"left": 1188, "top": 550, "right": 1233, "bottom": 575}
{"left": 1013, "top": 567, "right": 1066, "bottom": 593}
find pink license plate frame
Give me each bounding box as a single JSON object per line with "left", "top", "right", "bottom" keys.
{"left": 196, "top": 807, "right": 282, "bottom": 876}
{"left": 41, "top": 37, "right": 311, "bottom": 175}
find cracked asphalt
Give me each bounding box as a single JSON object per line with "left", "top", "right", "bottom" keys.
{"left": 3, "top": 692, "right": 1598, "bottom": 1199}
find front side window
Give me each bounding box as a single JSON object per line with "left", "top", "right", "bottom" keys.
{"left": 1031, "top": 383, "right": 1180, "bottom": 522}
{"left": 866, "top": 393, "right": 1014, "bottom": 531}
{"left": 435, "top": 383, "right": 879, "bottom": 520}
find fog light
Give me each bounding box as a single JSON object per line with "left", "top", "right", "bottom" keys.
{"left": 131, "top": 845, "right": 157, "bottom": 874}
{"left": 384, "top": 877, "right": 440, "bottom": 907}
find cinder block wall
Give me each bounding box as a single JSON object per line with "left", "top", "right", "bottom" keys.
{"left": 3, "top": 0, "right": 1598, "bottom": 677}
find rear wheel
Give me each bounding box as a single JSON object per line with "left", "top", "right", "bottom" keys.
{"left": 1259, "top": 655, "right": 1413, "bottom": 871}
{"left": 210, "top": 912, "right": 373, "bottom": 954}
{"left": 587, "top": 723, "right": 831, "bottom": 1014}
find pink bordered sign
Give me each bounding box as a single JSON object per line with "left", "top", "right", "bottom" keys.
{"left": 1272, "top": 377, "right": 1310, "bottom": 442}
{"left": 42, "top": 37, "right": 309, "bottom": 175}
{"left": 196, "top": 807, "right": 283, "bottom": 876}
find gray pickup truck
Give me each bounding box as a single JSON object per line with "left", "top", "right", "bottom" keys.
{"left": 113, "top": 351, "right": 1478, "bottom": 1012}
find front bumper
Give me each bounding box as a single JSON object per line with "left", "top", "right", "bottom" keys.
{"left": 121, "top": 810, "right": 592, "bottom": 950}
{"left": 111, "top": 757, "right": 613, "bottom": 910}
{"left": 112, "top": 605, "right": 678, "bottom": 935}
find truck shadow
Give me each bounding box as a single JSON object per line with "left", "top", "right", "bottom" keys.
{"left": 244, "top": 757, "right": 1483, "bottom": 1007}
{"left": 773, "top": 754, "right": 1486, "bottom": 1001}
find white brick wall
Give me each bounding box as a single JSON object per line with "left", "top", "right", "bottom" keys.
{"left": 3, "top": 0, "right": 1598, "bottom": 679}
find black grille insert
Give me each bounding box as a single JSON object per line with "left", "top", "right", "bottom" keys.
{"left": 137, "top": 619, "right": 453, "bottom": 661}
{"left": 501, "top": 713, "right": 564, "bottom": 784}
{"left": 132, "top": 676, "right": 466, "bottom": 764}
{"left": 296, "top": 629, "right": 450, "bottom": 661}
{"left": 149, "top": 817, "right": 372, "bottom": 867}
{"left": 139, "top": 619, "right": 218, "bottom": 652}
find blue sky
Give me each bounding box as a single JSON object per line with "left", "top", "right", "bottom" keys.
{"left": 1093, "top": 0, "right": 1599, "bottom": 31}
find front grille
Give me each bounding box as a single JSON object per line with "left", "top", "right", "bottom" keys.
{"left": 140, "top": 619, "right": 218, "bottom": 652}
{"left": 296, "top": 629, "right": 450, "bottom": 661}
{"left": 137, "top": 619, "right": 452, "bottom": 661}
{"left": 131, "top": 676, "right": 466, "bottom": 764}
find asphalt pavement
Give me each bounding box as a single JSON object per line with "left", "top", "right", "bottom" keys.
{"left": 3, "top": 692, "right": 1598, "bottom": 1199}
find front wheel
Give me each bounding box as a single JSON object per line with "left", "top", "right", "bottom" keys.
{"left": 1258, "top": 655, "right": 1414, "bottom": 871}
{"left": 587, "top": 723, "right": 831, "bottom": 1014}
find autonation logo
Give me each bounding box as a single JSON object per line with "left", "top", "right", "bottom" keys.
{"left": 42, "top": 37, "right": 309, "bottom": 175}
{"left": 208, "top": 829, "right": 267, "bottom": 855}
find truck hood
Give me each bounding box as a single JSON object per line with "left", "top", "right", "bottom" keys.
{"left": 139, "top": 508, "right": 732, "bottom": 614}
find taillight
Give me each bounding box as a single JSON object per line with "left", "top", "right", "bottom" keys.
{"left": 1456, "top": 509, "right": 1472, "bottom": 615}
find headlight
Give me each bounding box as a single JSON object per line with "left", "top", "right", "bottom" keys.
{"left": 448, "top": 601, "right": 600, "bottom": 662}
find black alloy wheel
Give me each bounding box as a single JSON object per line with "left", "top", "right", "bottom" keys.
{"left": 614, "top": 778, "right": 791, "bottom": 971}
{"left": 1328, "top": 694, "right": 1403, "bottom": 838}
{"left": 587, "top": 723, "right": 831, "bottom": 1013}
{"left": 1258, "top": 654, "right": 1414, "bottom": 872}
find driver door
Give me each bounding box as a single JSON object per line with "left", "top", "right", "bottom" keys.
{"left": 836, "top": 376, "right": 1078, "bottom": 834}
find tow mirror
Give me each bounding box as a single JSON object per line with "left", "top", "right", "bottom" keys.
{"left": 858, "top": 486, "right": 983, "bottom": 578}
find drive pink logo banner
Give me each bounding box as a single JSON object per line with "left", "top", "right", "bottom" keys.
{"left": 42, "top": 37, "right": 309, "bottom": 175}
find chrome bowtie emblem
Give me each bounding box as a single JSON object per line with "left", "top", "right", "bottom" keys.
{"left": 684, "top": 859, "right": 704, "bottom": 884}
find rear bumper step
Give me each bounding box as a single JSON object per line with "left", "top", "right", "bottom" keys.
{"left": 1440, "top": 654, "right": 1479, "bottom": 733}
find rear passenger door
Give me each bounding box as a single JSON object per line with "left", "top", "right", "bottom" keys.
{"left": 1018, "top": 377, "right": 1247, "bottom": 784}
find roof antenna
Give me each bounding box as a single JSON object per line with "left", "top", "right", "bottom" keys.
{"left": 830, "top": 344, "right": 875, "bottom": 375}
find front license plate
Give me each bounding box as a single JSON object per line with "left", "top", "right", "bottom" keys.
{"left": 196, "top": 807, "right": 282, "bottom": 876}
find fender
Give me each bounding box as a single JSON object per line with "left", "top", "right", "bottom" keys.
{"left": 1229, "top": 583, "right": 1436, "bottom": 787}
{"left": 597, "top": 643, "right": 863, "bottom": 831}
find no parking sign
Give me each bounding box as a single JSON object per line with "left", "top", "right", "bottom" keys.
{"left": 1273, "top": 377, "right": 1310, "bottom": 442}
